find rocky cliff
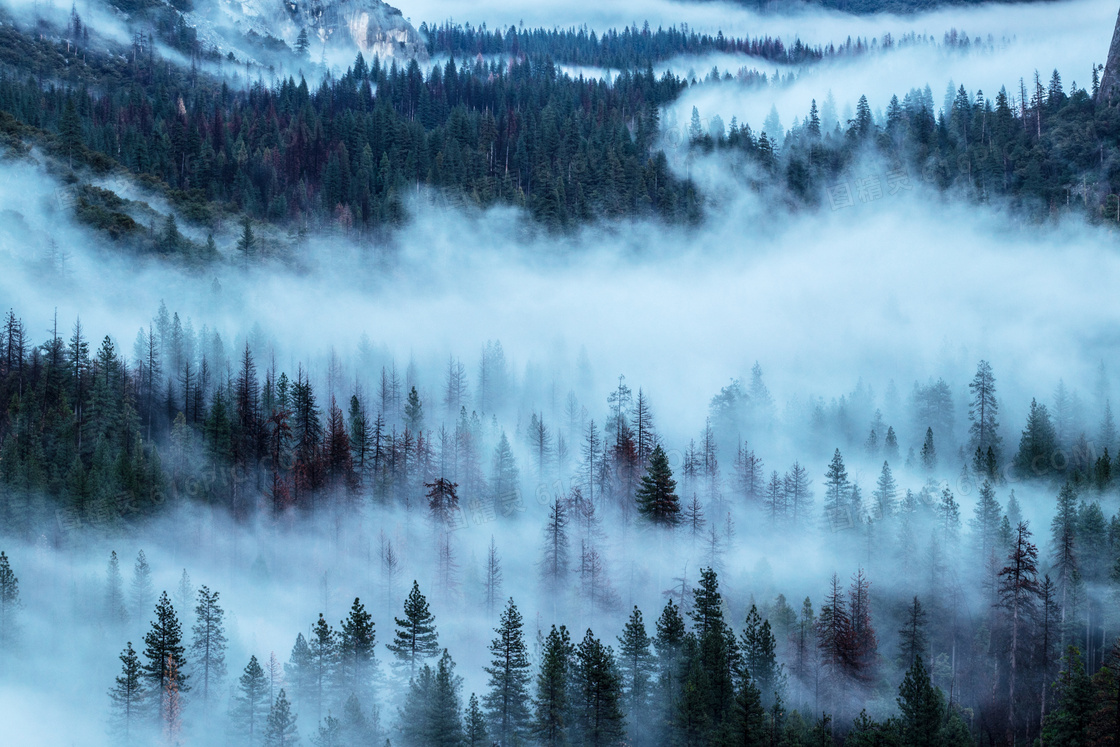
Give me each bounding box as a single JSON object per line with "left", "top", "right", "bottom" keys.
{"left": 1100, "top": 5, "right": 1120, "bottom": 103}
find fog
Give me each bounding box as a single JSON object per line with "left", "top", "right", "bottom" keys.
{"left": 2, "top": 0, "right": 1120, "bottom": 744}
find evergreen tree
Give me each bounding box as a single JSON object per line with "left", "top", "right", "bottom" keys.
{"left": 824, "top": 449, "right": 850, "bottom": 525}
{"left": 635, "top": 445, "right": 681, "bottom": 525}
{"left": 0, "top": 551, "right": 19, "bottom": 649}
{"left": 484, "top": 598, "right": 533, "bottom": 744}
{"left": 740, "top": 604, "right": 783, "bottom": 707}
{"left": 872, "top": 462, "right": 897, "bottom": 519}
{"left": 284, "top": 633, "right": 314, "bottom": 722}
{"left": 617, "top": 607, "right": 655, "bottom": 740}
{"left": 896, "top": 655, "right": 944, "bottom": 747}
{"left": 540, "top": 496, "right": 571, "bottom": 592}
{"left": 465, "top": 692, "right": 488, "bottom": 746}
{"left": 191, "top": 585, "right": 228, "bottom": 703}
{"left": 264, "top": 688, "right": 300, "bottom": 747}
{"left": 130, "top": 550, "right": 154, "bottom": 622}
{"left": 105, "top": 550, "right": 126, "bottom": 626}
{"left": 142, "top": 591, "right": 188, "bottom": 721}
{"left": 1015, "top": 398, "right": 1058, "bottom": 479}
{"left": 338, "top": 597, "right": 377, "bottom": 699}
{"left": 386, "top": 582, "right": 439, "bottom": 679}
{"left": 571, "top": 628, "right": 626, "bottom": 746}
{"left": 968, "top": 360, "right": 1001, "bottom": 465}
{"left": 920, "top": 428, "right": 937, "bottom": 472}
{"left": 533, "top": 624, "right": 573, "bottom": 746}
{"left": 400, "top": 649, "right": 463, "bottom": 747}
{"left": 897, "top": 596, "right": 928, "bottom": 669}
{"left": 108, "top": 641, "right": 146, "bottom": 743}
{"left": 236, "top": 654, "right": 269, "bottom": 745}
{"left": 309, "top": 614, "right": 338, "bottom": 724}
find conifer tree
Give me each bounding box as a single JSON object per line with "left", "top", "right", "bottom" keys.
{"left": 635, "top": 445, "right": 681, "bottom": 525}
{"left": 1042, "top": 646, "right": 1094, "bottom": 746}
{"left": 897, "top": 596, "right": 927, "bottom": 669}
{"left": 105, "top": 550, "right": 126, "bottom": 626}
{"left": 484, "top": 598, "right": 532, "bottom": 744}
{"left": 540, "top": 496, "right": 571, "bottom": 592}
{"left": 533, "top": 624, "right": 573, "bottom": 746}
{"left": 191, "top": 585, "right": 227, "bottom": 703}
{"left": 823, "top": 449, "right": 850, "bottom": 525}
{"left": 465, "top": 692, "right": 488, "bottom": 746}
{"left": 284, "top": 633, "right": 313, "bottom": 720}
{"left": 386, "top": 582, "right": 439, "bottom": 679}
{"left": 264, "top": 689, "right": 300, "bottom": 746}
{"left": 338, "top": 597, "right": 377, "bottom": 699}
{"left": 130, "top": 550, "right": 154, "bottom": 622}
{"left": 654, "top": 598, "right": 686, "bottom": 732}
{"left": 309, "top": 614, "right": 338, "bottom": 724}
{"left": 0, "top": 551, "right": 19, "bottom": 649}
{"left": 484, "top": 536, "right": 503, "bottom": 617}
{"left": 896, "top": 655, "right": 944, "bottom": 747}
{"left": 920, "top": 428, "right": 937, "bottom": 472}
{"left": 571, "top": 628, "right": 626, "bottom": 746}
{"left": 142, "top": 591, "right": 188, "bottom": 722}
{"left": 968, "top": 360, "right": 1001, "bottom": 465}
{"left": 108, "top": 641, "right": 146, "bottom": 743}
{"left": 401, "top": 649, "right": 463, "bottom": 747}
{"left": 617, "top": 607, "right": 655, "bottom": 740}
{"left": 740, "top": 604, "right": 783, "bottom": 707}
{"left": 237, "top": 654, "right": 269, "bottom": 744}
{"left": 872, "top": 462, "right": 897, "bottom": 519}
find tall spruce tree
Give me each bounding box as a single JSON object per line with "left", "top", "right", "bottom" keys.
{"left": 635, "top": 445, "right": 681, "bottom": 525}
{"left": 236, "top": 654, "right": 269, "bottom": 745}
{"left": 533, "top": 624, "right": 573, "bottom": 746}
{"left": 108, "top": 641, "right": 146, "bottom": 743}
{"left": 142, "top": 591, "right": 188, "bottom": 722}
{"left": 264, "top": 688, "right": 300, "bottom": 746}
{"left": 191, "top": 585, "right": 227, "bottom": 703}
{"left": 386, "top": 582, "right": 439, "bottom": 679}
{"left": 338, "top": 597, "right": 377, "bottom": 699}
{"left": 484, "top": 598, "right": 532, "bottom": 744}
{"left": 617, "top": 607, "right": 655, "bottom": 741}
{"left": 571, "top": 628, "right": 626, "bottom": 746}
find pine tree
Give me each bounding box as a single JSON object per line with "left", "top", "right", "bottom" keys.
{"left": 617, "top": 607, "right": 655, "bottom": 741}
{"left": 885, "top": 426, "right": 899, "bottom": 460}
{"left": 485, "top": 536, "right": 503, "bottom": 617}
{"left": 1015, "top": 398, "right": 1058, "bottom": 479}
{"left": 338, "top": 597, "right": 377, "bottom": 699}
{"left": 872, "top": 462, "right": 897, "bottom": 519}
{"left": 284, "top": 633, "right": 313, "bottom": 721}
{"left": 387, "top": 582, "right": 439, "bottom": 679}
{"left": 237, "top": 654, "right": 269, "bottom": 744}
{"left": 898, "top": 596, "right": 927, "bottom": 669}
{"left": 540, "top": 496, "right": 571, "bottom": 592}
{"left": 823, "top": 449, "right": 850, "bottom": 525}
{"left": 484, "top": 598, "right": 532, "bottom": 744}
{"left": 640, "top": 447, "right": 680, "bottom": 528}
{"left": 108, "top": 641, "right": 146, "bottom": 743}
{"left": 130, "top": 550, "right": 154, "bottom": 622}
{"left": 309, "top": 614, "right": 338, "bottom": 724}
{"left": 401, "top": 649, "right": 463, "bottom": 747}
{"left": 264, "top": 689, "right": 300, "bottom": 746}
{"left": 654, "top": 598, "right": 686, "bottom": 733}
{"left": 142, "top": 591, "right": 188, "bottom": 722}
{"left": 0, "top": 551, "right": 19, "bottom": 649}
{"left": 920, "top": 428, "right": 937, "bottom": 472}
{"left": 969, "top": 360, "right": 1001, "bottom": 465}
{"left": 105, "top": 550, "right": 126, "bottom": 626}
{"left": 533, "top": 624, "right": 573, "bottom": 746}
{"left": 191, "top": 585, "right": 227, "bottom": 703}
{"left": 1042, "top": 646, "right": 1094, "bottom": 746}
{"left": 784, "top": 462, "right": 812, "bottom": 527}
{"left": 999, "top": 522, "right": 1042, "bottom": 739}
{"left": 465, "top": 692, "right": 488, "bottom": 746}
{"left": 571, "top": 628, "right": 626, "bottom": 746}
{"left": 740, "top": 604, "right": 783, "bottom": 707}
{"left": 725, "top": 676, "right": 767, "bottom": 747}
{"left": 896, "top": 655, "right": 944, "bottom": 747}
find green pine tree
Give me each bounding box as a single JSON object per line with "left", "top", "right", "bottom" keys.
{"left": 236, "top": 654, "right": 268, "bottom": 744}
{"left": 386, "top": 581, "right": 439, "bottom": 679}
{"left": 533, "top": 624, "right": 573, "bottom": 746}
{"left": 264, "top": 688, "right": 300, "bottom": 746}
{"left": 635, "top": 445, "right": 681, "bottom": 525}
{"left": 108, "top": 641, "right": 146, "bottom": 743}
{"left": 484, "top": 598, "right": 533, "bottom": 744}
{"left": 338, "top": 597, "right": 377, "bottom": 699}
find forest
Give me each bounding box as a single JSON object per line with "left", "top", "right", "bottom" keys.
{"left": 0, "top": 299, "right": 1118, "bottom": 745}
{"left": 0, "top": 1, "right": 1116, "bottom": 248}
{"left": 2, "top": 0, "right": 1120, "bottom": 744}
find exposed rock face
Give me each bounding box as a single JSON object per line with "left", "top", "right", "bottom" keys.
{"left": 217, "top": 0, "right": 426, "bottom": 60}
{"left": 1100, "top": 5, "right": 1120, "bottom": 103}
